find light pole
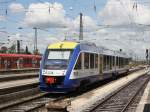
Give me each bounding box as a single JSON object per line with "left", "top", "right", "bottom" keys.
{"left": 33, "top": 27, "right": 38, "bottom": 54}
{"left": 18, "top": 27, "right": 38, "bottom": 54}
{"left": 79, "top": 13, "right": 83, "bottom": 40}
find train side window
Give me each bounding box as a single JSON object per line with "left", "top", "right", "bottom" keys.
{"left": 116, "top": 57, "right": 119, "bottom": 66}
{"left": 120, "top": 58, "right": 122, "bottom": 67}
{"left": 90, "top": 53, "right": 94, "bottom": 69}
{"left": 106, "top": 55, "right": 110, "bottom": 69}
{"left": 120, "top": 57, "right": 123, "bottom": 67}
{"left": 112, "top": 56, "right": 115, "bottom": 67}
{"left": 119, "top": 57, "right": 121, "bottom": 68}
{"left": 95, "top": 54, "right": 98, "bottom": 68}
{"left": 74, "top": 54, "right": 81, "bottom": 69}
{"left": 103, "top": 55, "right": 107, "bottom": 70}
{"left": 118, "top": 57, "right": 120, "bottom": 67}
{"left": 126, "top": 59, "right": 128, "bottom": 65}
{"left": 110, "top": 56, "right": 112, "bottom": 69}
{"left": 122, "top": 58, "right": 124, "bottom": 67}
{"left": 84, "top": 53, "right": 89, "bottom": 69}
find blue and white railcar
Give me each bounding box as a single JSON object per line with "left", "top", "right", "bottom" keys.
{"left": 40, "top": 41, "right": 130, "bottom": 93}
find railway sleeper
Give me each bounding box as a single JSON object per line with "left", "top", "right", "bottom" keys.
{"left": 46, "top": 99, "right": 70, "bottom": 112}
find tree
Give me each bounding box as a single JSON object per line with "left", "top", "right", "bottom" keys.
{"left": 33, "top": 49, "right": 39, "bottom": 55}
{"left": 25, "top": 46, "right": 28, "bottom": 54}
{"left": 8, "top": 44, "right": 16, "bottom": 53}
{"left": 25, "top": 46, "right": 31, "bottom": 54}
{"left": 0, "top": 46, "right": 8, "bottom": 53}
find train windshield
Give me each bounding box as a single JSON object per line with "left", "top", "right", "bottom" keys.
{"left": 44, "top": 50, "right": 72, "bottom": 70}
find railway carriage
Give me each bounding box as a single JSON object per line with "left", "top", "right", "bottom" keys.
{"left": 40, "top": 41, "right": 130, "bottom": 93}
{"left": 0, "top": 53, "right": 41, "bottom": 69}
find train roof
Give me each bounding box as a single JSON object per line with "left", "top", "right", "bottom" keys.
{"left": 79, "top": 41, "right": 129, "bottom": 58}
{"left": 0, "top": 53, "right": 41, "bottom": 58}
{"left": 48, "top": 41, "right": 79, "bottom": 49}
{"left": 47, "top": 41, "right": 130, "bottom": 58}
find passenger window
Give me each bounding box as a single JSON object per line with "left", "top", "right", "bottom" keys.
{"left": 95, "top": 54, "right": 98, "bottom": 68}
{"left": 75, "top": 54, "right": 81, "bottom": 69}
{"left": 116, "top": 57, "right": 119, "bottom": 66}
{"left": 103, "top": 55, "right": 107, "bottom": 70}
{"left": 84, "top": 53, "right": 89, "bottom": 69}
{"left": 110, "top": 56, "right": 112, "bottom": 69}
{"left": 106, "top": 56, "right": 110, "bottom": 69}
{"left": 90, "top": 54, "right": 94, "bottom": 69}
{"left": 113, "top": 56, "right": 115, "bottom": 67}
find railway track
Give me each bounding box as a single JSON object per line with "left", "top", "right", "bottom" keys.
{"left": 88, "top": 73, "right": 150, "bottom": 112}
{"left": 0, "top": 68, "right": 145, "bottom": 112}
{"left": 0, "top": 68, "right": 39, "bottom": 75}
{"left": 0, "top": 73, "right": 38, "bottom": 83}
{"left": 0, "top": 89, "right": 71, "bottom": 112}
{"left": 0, "top": 87, "right": 49, "bottom": 112}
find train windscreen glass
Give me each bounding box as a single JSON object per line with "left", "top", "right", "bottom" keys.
{"left": 44, "top": 50, "right": 72, "bottom": 70}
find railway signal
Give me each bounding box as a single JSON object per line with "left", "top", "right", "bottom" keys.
{"left": 146, "top": 49, "right": 149, "bottom": 64}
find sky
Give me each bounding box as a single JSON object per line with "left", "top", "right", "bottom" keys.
{"left": 0, "top": 0, "right": 150, "bottom": 59}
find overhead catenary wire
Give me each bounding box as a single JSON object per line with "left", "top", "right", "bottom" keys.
{"left": 93, "top": 0, "right": 97, "bottom": 13}
{"left": 1, "top": 0, "right": 150, "bottom": 34}
{"left": 0, "top": 0, "right": 16, "bottom": 4}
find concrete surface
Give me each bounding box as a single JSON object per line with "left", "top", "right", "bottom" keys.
{"left": 136, "top": 79, "right": 150, "bottom": 112}
{"left": 67, "top": 69, "right": 150, "bottom": 112}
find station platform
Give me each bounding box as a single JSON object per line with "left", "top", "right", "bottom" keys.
{"left": 0, "top": 78, "right": 39, "bottom": 90}
{"left": 0, "top": 68, "right": 39, "bottom": 72}
{"left": 136, "top": 80, "right": 150, "bottom": 112}
{"left": 67, "top": 69, "right": 149, "bottom": 112}
{"left": 0, "top": 68, "right": 39, "bottom": 75}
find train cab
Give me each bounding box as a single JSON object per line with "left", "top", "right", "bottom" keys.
{"left": 40, "top": 41, "right": 79, "bottom": 92}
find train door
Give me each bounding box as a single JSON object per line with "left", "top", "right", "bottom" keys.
{"left": 19, "top": 58, "right": 23, "bottom": 68}
{"left": 112, "top": 56, "right": 115, "bottom": 70}
{"left": 103, "top": 55, "right": 106, "bottom": 71}
{"left": 32, "top": 58, "right": 36, "bottom": 68}
{"left": 0, "top": 57, "right": 1, "bottom": 69}
{"left": 81, "top": 53, "right": 84, "bottom": 70}
{"left": 99, "top": 54, "right": 103, "bottom": 74}
{"left": 95, "top": 54, "right": 98, "bottom": 70}
{"left": 116, "top": 56, "right": 119, "bottom": 69}
{"left": 74, "top": 52, "right": 84, "bottom": 78}
{"left": 110, "top": 56, "right": 112, "bottom": 70}
{"left": 106, "top": 55, "right": 109, "bottom": 70}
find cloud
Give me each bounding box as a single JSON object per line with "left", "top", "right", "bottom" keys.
{"left": 98, "top": 0, "right": 150, "bottom": 25}
{"left": 24, "top": 2, "right": 98, "bottom": 31}
{"left": 0, "top": 15, "right": 5, "bottom": 21}
{"left": 95, "top": 0, "right": 150, "bottom": 59}
{"left": 72, "top": 15, "right": 98, "bottom": 32}
{"left": 86, "top": 28, "right": 150, "bottom": 59}
{"left": 9, "top": 3, "right": 25, "bottom": 13}
{"left": 24, "top": 2, "right": 71, "bottom": 28}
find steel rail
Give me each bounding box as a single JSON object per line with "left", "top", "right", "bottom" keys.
{"left": 89, "top": 73, "right": 149, "bottom": 112}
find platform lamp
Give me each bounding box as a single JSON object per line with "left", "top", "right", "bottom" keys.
{"left": 146, "top": 49, "right": 149, "bottom": 65}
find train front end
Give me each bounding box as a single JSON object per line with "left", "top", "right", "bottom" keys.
{"left": 39, "top": 41, "right": 79, "bottom": 93}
